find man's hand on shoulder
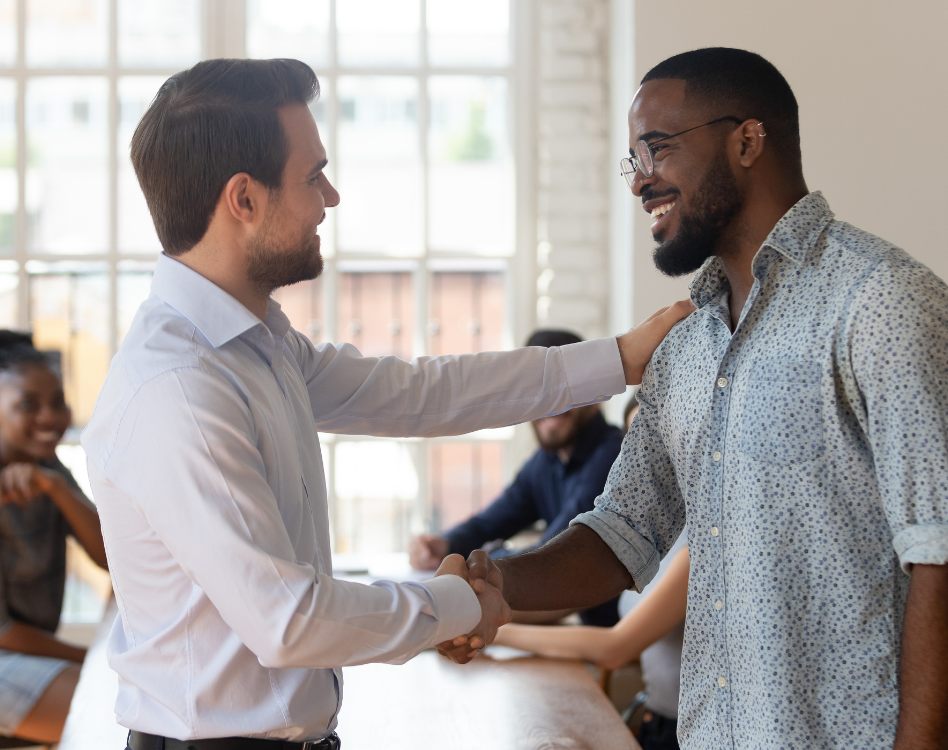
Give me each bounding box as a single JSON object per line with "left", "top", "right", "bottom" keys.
{"left": 409, "top": 534, "right": 450, "bottom": 570}
{"left": 617, "top": 299, "right": 694, "bottom": 385}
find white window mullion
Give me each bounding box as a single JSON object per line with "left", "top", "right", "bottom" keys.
{"left": 14, "top": 0, "right": 27, "bottom": 331}
{"left": 107, "top": 0, "right": 119, "bottom": 357}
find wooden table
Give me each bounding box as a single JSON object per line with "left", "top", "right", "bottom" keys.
{"left": 337, "top": 648, "right": 639, "bottom": 750}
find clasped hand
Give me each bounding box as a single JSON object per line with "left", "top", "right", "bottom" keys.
{"left": 433, "top": 551, "right": 508, "bottom": 664}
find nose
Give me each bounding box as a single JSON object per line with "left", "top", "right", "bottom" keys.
{"left": 321, "top": 175, "right": 340, "bottom": 208}
{"left": 630, "top": 165, "right": 656, "bottom": 198}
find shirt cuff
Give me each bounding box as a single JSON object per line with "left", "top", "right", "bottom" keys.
{"left": 559, "top": 338, "right": 626, "bottom": 407}
{"left": 893, "top": 524, "right": 948, "bottom": 573}
{"left": 415, "top": 574, "right": 481, "bottom": 646}
{"left": 571, "top": 509, "right": 660, "bottom": 593}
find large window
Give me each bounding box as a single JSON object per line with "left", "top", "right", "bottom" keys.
{"left": 1, "top": 0, "right": 530, "bottom": 556}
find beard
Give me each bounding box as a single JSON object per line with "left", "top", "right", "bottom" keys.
{"left": 651, "top": 150, "right": 744, "bottom": 278}
{"left": 246, "top": 198, "right": 324, "bottom": 295}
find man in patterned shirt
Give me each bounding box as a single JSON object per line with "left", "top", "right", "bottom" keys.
{"left": 446, "top": 48, "right": 948, "bottom": 749}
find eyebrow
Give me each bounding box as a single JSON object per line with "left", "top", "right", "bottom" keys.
{"left": 306, "top": 158, "right": 329, "bottom": 179}
{"left": 637, "top": 129, "right": 671, "bottom": 144}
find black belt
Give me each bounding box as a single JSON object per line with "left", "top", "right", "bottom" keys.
{"left": 128, "top": 730, "right": 341, "bottom": 750}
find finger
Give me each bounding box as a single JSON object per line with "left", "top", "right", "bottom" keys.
{"left": 636, "top": 304, "right": 670, "bottom": 327}
{"left": 468, "top": 636, "right": 484, "bottom": 650}
{"left": 466, "top": 551, "right": 492, "bottom": 593}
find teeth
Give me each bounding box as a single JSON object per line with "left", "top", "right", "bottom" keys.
{"left": 650, "top": 202, "right": 675, "bottom": 219}
{"left": 34, "top": 432, "right": 59, "bottom": 441}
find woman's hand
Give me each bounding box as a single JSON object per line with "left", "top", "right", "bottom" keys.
{"left": 0, "top": 462, "right": 60, "bottom": 506}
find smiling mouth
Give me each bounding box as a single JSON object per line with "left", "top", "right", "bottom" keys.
{"left": 33, "top": 430, "right": 60, "bottom": 443}
{"left": 650, "top": 201, "right": 676, "bottom": 229}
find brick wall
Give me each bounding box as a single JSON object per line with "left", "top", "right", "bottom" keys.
{"left": 535, "top": 0, "right": 611, "bottom": 340}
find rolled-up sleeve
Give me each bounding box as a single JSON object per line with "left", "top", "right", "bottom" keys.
{"left": 848, "top": 260, "right": 948, "bottom": 572}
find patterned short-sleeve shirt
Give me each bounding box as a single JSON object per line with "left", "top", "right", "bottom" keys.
{"left": 573, "top": 191, "right": 948, "bottom": 749}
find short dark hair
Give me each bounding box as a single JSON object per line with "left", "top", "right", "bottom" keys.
{"left": 130, "top": 58, "right": 320, "bottom": 256}
{"left": 525, "top": 329, "right": 583, "bottom": 348}
{"left": 641, "top": 48, "right": 801, "bottom": 174}
{"left": 0, "top": 331, "right": 54, "bottom": 375}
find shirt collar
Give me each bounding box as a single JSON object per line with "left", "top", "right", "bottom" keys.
{"left": 151, "top": 254, "right": 290, "bottom": 348}
{"left": 689, "top": 191, "right": 835, "bottom": 308}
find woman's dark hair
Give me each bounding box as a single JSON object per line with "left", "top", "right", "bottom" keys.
{"left": 0, "top": 331, "right": 54, "bottom": 375}
{"left": 641, "top": 47, "right": 802, "bottom": 175}
{"left": 130, "top": 58, "right": 320, "bottom": 256}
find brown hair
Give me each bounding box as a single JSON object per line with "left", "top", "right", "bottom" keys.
{"left": 130, "top": 58, "right": 319, "bottom": 256}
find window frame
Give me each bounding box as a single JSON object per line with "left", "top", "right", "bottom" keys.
{"left": 1, "top": 0, "right": 539, "bottom": 550}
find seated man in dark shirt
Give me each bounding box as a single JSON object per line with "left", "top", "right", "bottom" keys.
{"left": 409, "top": 329, "right": 624, "bottom": 626}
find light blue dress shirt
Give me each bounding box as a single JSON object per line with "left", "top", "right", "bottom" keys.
{"left": 574, "top": 192, "right": 948, "bottom": 748}
{"left": 82, "top": 254, "right": 626, "bottom": 741}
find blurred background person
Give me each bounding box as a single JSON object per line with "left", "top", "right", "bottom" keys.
{"left": 0, "top": 331, "right": 107, "bottom": 745}
{"left": 410, "top": 329, "right": 625, "bottom": 626}
{"left": 495, "top": 533, "right": 689, "bottom": 750}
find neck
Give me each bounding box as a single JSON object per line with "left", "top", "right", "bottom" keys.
{"left": 173, "top": 236, "right": 269, "bottom": 320}
{"left": 717, "top": 180, "right": 808, "bottom": 329}
{"left": 556, "top": 445, "right": 574, "bottom": 464}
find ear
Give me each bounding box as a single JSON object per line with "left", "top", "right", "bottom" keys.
{"left": 220, "top": 172, "right": 268, "bottom": 226}
{"left": 735, "top": 120, "right": 767, "bottom": 168}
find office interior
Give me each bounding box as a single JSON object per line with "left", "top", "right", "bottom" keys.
{"left": 0, "top": 0, "right": 944, "bottom": 744}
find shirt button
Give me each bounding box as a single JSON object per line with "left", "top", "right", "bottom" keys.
{"left": 718, "top": 677, "right": 727, "bottom": 688}
{"left": 711, "top": 526, "right": 719, "bottom": 536}
{"left": 717, "top": 377, "right": 728, "bottom": 388}
{"left": 712, "top": 451, "right": 722, "bottom": 462}
{"left": 715, "top": 600, "right": 723, "bottom": 611}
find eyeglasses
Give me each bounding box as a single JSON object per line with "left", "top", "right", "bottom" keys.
{"left": 619, "top": 116, "right": 746, "bottom": 188}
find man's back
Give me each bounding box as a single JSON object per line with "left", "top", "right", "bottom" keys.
{"left": 579, "top": 192, "right": 948, "bottom": 748}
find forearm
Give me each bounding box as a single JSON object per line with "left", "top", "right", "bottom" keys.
{"left": 497, "top": 525, "right": 631, "bottom": 612}
{"left": 894, "top": 563, "right": 948, "bottom": 750}
{"left": 0, "top": 621, "right": 85, "bottom": 662}
{"left": 495, "top": 623, "right": 618, "bottom": 665}
{"left": 47, "top": 481, "right": 108, "bottom": 570}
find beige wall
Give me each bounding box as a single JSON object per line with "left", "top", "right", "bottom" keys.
{"left": 629, "top": 0, "right": 948, "bottom": 323}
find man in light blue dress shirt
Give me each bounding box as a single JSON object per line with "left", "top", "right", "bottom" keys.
{"left": 80, "top": 58, "right": 691, "bottom": 749}
{"left": 458, "top": 48, "right": 948, "bottom": 749}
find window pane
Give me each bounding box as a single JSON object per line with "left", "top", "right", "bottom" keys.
{"left": 428, "top": 442, "right": 505, "bottom": 531}
{"left": 272, "top": 277, "right": 322, "bottom": 342}
{"left": 118, "top": 0, "right": 201, "bottom": 68}
{"left": 428, "top": 271, "right": 504, "bottom": 355}
{"left": 0, "top": 79, "right": 14, "bottom": 254}
{"left": 30, "top": 270, "right": 109, "bottom": 427}
{"left": 427, "top": 0, "right": 509, "bottom": 67}
{"left": 337, "top": 0, "right": 419, "bottom": 67}
{"left": 0, "top": 1, "right": 14, "bottom": 67}
{"left": 334, "top": 440, "right": 418, "bottom": 554}
{"left": 337, "top": 77, "right": 421, "bottom": 256}
{"left": 337, "top": 272, "right": 412, "bottom": 358}
{"left": 26, "top": 77, "right": 108, "bottom": 254}
{"left": 428, "top": 77, "right": 513, "bottom": 255}
{"left": 118, "top": 76, "right": 165, "bottom": 254}
{"left": 247, "top": 0, "right": 329, "bottom": 68}
{"left": 0, "top": 272, "right": 17, "bottom": 327}
{"left": 118, "top": 270, "right": 153, "bottom": 344}
{"left": 26, "top": 0, "right": 107, "bottom": 68}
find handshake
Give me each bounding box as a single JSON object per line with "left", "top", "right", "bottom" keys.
{"left": 432, "top": 551, "right": 510, "bottom": 664}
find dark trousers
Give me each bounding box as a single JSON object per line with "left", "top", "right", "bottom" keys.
{"left": 637, "top": 711, "right": 679, "bottom": 750}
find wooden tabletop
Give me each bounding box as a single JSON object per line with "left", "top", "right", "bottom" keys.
{"left": 336, "top": 648, "right": 639, "bottom": 750}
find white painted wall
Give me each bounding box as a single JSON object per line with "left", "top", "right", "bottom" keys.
{"left": 625, "top": 0, "right": 948, "bottom": 323}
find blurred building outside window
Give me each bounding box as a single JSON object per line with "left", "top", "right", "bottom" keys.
{"left": 1, "top": 0, "right": 526, "bottom": 616}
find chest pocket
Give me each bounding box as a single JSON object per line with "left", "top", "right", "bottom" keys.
{"left": 738, "top": 359, "right": 824, "bottom": 465}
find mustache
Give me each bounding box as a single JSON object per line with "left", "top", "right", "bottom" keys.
{"left": 641, "top": 187, "right": 680, "bottom": 207}
{"left": 317, "top": 211, "right": 327, "bottom": 226}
